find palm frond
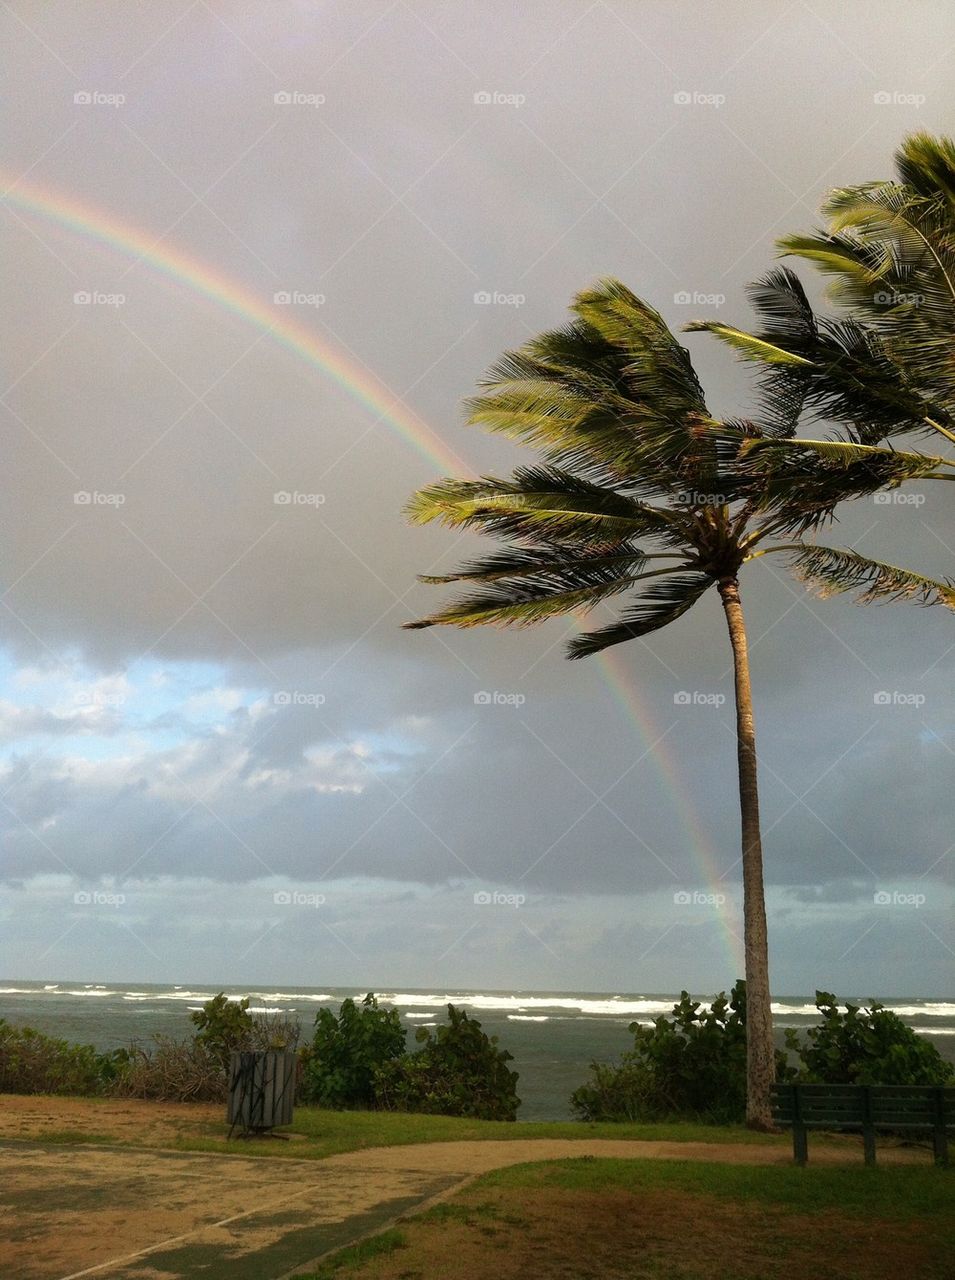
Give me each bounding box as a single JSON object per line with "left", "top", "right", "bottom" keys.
{"left": 566, "top": 572, "right": 713, "bottom": 657}
{"left": 789, "top": 545, "right": 955, "bottom": 607}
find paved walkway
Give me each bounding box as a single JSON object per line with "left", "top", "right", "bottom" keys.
{"left": 1, "top": 1137, "right": 928, "bottom": 1280}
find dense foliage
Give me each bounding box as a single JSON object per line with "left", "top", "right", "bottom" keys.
{"left": 298, "top": 994, "right": 407, "bottom": 1108}
{"left": 572, "top": 983, "right": 953, "bottom": 1123}
{"left": 785, "top": 992, "right": 954, "bottom": 1087}
{"left": 376, "top": 1004, "right": 520, "bottom": 1120}
{"left": 0, "top": 1018, "right": 128, "bottom": 1096}
{"left": 571, "top": 982, "right": 789, "bottom": 1123}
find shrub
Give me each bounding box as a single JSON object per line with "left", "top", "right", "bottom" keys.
{"left": 190, "top": 994, "right": 256, "bottom": 1072}
{"left": 298, "top": 994, "right": 406, "bottom": 1108}
{"left": 0, "top": 1019, "right": 125, "bottom": 1096}
{"left": 786, "top": 992, "right": 954, "bottom": 1086}
{"left": 571, "top": 981, "right": 791, "bottom": 1123}
{"left": 117, "top": 995, "right": 301, "bottom": 1104}
{"left": 376, "top": 1004, "right": 521, "bottom": 1121}
{"left": 113, "top": 1035, "right": 226, "bottom": 1102}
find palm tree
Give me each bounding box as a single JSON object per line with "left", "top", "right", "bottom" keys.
{"left": 686, "top": 133, "right": 955, "bottom": 515}
{"left": 403, "top": 279, "right": 955, "bottom": 1128}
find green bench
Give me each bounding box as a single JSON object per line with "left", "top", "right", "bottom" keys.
{"left": 772, "top": 1083, "right": 954, "bottom": 1166}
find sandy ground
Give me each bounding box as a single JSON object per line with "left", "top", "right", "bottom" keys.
{"left": 0, "top": 1096, "right": 935, "bottom": 1280}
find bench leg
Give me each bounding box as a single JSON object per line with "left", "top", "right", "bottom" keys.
{"left": 933, "top": 1126, "right": 948, "bottom": 1168}
{"left": 793, "top": 1122, "right": 808, "bottom": 1166}
{"left": 863, "top": 1123, "right": 876, "bottom": 1167}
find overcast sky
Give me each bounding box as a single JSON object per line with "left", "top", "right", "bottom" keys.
{"left": 1, "top": 1, "right": 953, "bottom": 997}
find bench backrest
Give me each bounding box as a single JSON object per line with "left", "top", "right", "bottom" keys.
{"left": 772, "top": 1083, "right": 955, "bottom": 1129}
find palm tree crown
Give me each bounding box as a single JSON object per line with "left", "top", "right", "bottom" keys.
{"left": 406, "top": 279, "right": 953, "bottom": 642}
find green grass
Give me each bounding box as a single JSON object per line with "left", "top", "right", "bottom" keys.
{"left": 26, "top": 1128, "right": 113, "bottom": 1145}
{"left": 293, "top": 1157, "right": 955, "bottom": 1278}
{"left": 164, "top": 1109, "right": 793, "bottom": 1161}
{"left": 481, "top": 1155, "right": 955, "bottom": 1222}
{"left": 293, "top": 1227, "right": 407, "bottom": 1278}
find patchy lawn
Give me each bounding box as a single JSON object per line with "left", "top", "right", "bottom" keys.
{"left": 297, "top": 1158, "right": 955, "bottom": 1280}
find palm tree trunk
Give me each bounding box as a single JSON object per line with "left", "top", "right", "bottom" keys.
{"left": 717, "top": 575, "right": 775, "bottom": 1131}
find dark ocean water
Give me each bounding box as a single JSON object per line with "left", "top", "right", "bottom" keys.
{"left": 2, "top": 981, "right": 953, "bottom": 1120}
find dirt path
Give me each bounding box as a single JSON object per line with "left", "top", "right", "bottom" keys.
{"left": 0, "top": 1096, "right": 933, "bottom": 1280}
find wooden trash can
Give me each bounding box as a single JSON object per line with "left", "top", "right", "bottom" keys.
{"left": 227, "top": 1049, "right": 296, "bottom": 1136}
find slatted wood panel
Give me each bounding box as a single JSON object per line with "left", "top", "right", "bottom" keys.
{"left": 227, "top": 1050, "right": 297, "bottom": 1133}
{"left": 772, "top": 1084, "right": 953, "bottom": 1166}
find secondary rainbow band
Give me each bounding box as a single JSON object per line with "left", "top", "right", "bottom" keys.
{"left": 0, "top": 172, "right": 468, "bottom": 477}
{"left": 3, "top": 175, "right": 742, "bottom": 977}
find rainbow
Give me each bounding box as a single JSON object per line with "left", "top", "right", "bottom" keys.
{"left": 0, "top": 172, "right": 469, "bottom": 476}
{"left": 598, "top": 649, "right": 745, "bottom": 974}
{"left": 3, "top": 175, "right": 743, "bottom": 976}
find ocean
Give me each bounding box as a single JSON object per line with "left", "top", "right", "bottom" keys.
{"left": 3, "top": 981, "right": 953, "bottom": 1120}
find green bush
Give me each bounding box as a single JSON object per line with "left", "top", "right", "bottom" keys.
{"left": 376, "top": 1004, "right": 521, "bottom": 1121}
{"left": 786, "top": 992, "right": 954, "bottom": 1086}
{"left": 0, "top": 1018, "right": 126, "bottom": 1096}
{"left": 190, "top": 993, "right": 256, "bottom": 1072}
{"left": 571, "top": 981, "right": 791, "bottom": 1123}
{"left": 299, "top": 994, "right": 406, "bottom": 1108}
